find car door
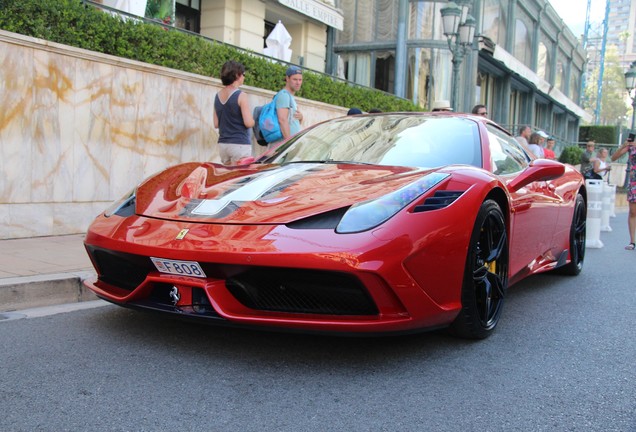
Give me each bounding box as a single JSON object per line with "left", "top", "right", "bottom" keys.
{"left": 484, "top": 125, "right": 559, "bottom": 278}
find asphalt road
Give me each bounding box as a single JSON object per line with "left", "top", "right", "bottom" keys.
{"left": 1, "top": 213, "right": 635, "bottom": 432}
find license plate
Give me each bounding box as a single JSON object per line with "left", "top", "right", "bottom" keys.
{"left": 150, "top": 257, "right": 207, "bottom": 278}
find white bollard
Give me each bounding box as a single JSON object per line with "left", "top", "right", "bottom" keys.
{"left": 585, "top": 179, "right": 604, "bottom": 248}
{"left": 600, "top": 182, "right": 613, "bottom": 232}
{"left": 608, "top": 183, "right": 617, "bottom": 217}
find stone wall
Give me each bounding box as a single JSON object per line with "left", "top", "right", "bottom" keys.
{"left": 0, "top": 30, "right": 346, "bottom": 239}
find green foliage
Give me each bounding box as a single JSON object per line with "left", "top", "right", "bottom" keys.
{"left": 0, "top": 0, "right": 420, "bottom": 112}
{"left": 582, "top": 46, "right": 629, "bottom": 126}
{"left": 145, "top": 0, "right": 172, "bottom": 20}
{"left": 558, "top": 146, "right": 584, "bottom": 166}
{"left": 578, "top": 125, "right": 618, "bottom": 144}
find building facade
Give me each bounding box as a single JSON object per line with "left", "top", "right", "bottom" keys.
{"left": 606, "top": 0, "right": 636, "bottom": 69}
{"left": 103, "top": 0, "right": 589, "bottom": 142}
{"left": 332, "top": 0, "right": 590, "bottom": 143}
{"left": 174, "top": 0, "right": 343, "bottom": 72}
{"left": 100, "top": 0, "right": 343, "bottom": 72}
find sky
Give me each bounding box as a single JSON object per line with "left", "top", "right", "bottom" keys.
{"left": 549, "top": 0, "right": 606, "bottom": 37}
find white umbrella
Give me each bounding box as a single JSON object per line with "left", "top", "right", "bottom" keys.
{"left": 101, "top": 0, "right": 147, "bottom": 17}
{"left": 263, "top": 20, "right": 292, "bottom": 62}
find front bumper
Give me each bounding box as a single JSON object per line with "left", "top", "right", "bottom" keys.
{"left": 83, "top": 214, "right": 463, "bottom": 334}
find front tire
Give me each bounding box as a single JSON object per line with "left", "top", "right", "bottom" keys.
{"left": 450, "top": 200, "right": 508, "bottom": 339}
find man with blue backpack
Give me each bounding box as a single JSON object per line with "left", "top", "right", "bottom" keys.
{"left": 255, "top": 66, "right": 304, "bottom": 148}
{"left": 275, "top": 67, "right": 304, "bottom": 143}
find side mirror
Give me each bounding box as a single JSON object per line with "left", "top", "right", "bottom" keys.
{"left": 507, "top": 159, "right": 565, "bottom": 192}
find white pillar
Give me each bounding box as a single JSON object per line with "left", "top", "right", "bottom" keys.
{"left": 585, "top": 179, "right": 604, "bottom": 248}
{"left": 608, "top": 183, "right": 617, "bottom": 217}
{"left": 600, "top": 182, "right": 613, "bottom": 231}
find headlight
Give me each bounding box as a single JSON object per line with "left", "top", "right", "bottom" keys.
{"left": 336, "top": 172, "right": 449, "bottom": 233}
{"left": 104, "top": 188, "right": 136, "bottom": 218}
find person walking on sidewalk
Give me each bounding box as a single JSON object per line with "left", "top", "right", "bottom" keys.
{"left": 213, "top": 60, "right": 255, "bottom": 165}
{"left": 611, "top": 138, "right": 636, "bottom": 250}
{"left": 272, "top": 66, "right": 304, "bottom": 146}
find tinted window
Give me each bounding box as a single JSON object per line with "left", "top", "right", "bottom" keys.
{"left": 267, "top": 115, "right": 482, "bottom": 169}
{"left": 486, "top": 124, "right": 530, "bottom": 175}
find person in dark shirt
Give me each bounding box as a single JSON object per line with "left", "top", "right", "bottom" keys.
{"left": 581, "top": 140, "right": 597, "bottom": 178}
{"left": 213, "top": 61, "right": 255, "bottom": 165}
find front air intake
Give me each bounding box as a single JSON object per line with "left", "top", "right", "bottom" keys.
{"left": 226, "top": 268, "right": 378, "bottom": 315}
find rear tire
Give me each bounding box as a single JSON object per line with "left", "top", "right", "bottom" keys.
{"left": 450, "top": 200, "right": 508, "bottom": 339}
{"left": 557, "top": 194, "right": 586, "bottom": 276}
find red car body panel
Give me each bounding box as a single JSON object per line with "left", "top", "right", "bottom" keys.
{"left": 83, "top": 113, "right": 585, "bottom": 335}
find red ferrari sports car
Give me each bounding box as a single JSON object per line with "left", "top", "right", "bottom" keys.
{"left": 83, "top": 113, "right": 586, "bottom": 338}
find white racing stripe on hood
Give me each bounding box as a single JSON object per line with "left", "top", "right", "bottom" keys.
{"left": 192, "top": 163, "right": 316, "bottom": 216}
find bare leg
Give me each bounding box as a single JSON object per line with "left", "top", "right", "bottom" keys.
{"left": 629, "top": 202, "right": 636, "bottom": 245}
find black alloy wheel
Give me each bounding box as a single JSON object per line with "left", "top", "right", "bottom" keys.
{"left": 557, "top": 194, "right": 586, "bottom": 275}
{"left": 450, "top": 199, "right": 508, "bottom": 339}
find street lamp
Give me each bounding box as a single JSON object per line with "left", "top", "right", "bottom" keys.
{"left": 440, "top": 1, "right": 476, "bottom": 111}
{"left": 625, "top": 61, "right": 636, "bottom": 131}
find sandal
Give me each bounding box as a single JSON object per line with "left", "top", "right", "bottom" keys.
{"left": 626, "top": 243, "right": 636, "bottom": 250}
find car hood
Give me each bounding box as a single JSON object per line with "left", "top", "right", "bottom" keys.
{"left": 135, "top": 162, "right": 441, "bottom": 224}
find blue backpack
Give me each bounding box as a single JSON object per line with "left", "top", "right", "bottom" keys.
{"left": 257, "top": 92, "right": 283, "bottom": 144}
{"left": 252, "top": 105, "right": 268, "bottom": 146}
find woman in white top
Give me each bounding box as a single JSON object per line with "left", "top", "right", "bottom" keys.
{"left": 527, "top": 132, "right": 545, "bottom": 158}
{"left": 593, "top": 147, "right": 611, "bottom": 180}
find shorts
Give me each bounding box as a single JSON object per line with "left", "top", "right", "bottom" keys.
{"left": 219, "top": 143, "right": 252, "bottom": 165}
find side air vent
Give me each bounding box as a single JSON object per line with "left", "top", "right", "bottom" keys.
{"left": 413, "top": 191, "right": 464, "bottom": 212}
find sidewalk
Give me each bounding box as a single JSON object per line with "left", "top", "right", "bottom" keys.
{"left": 0, "top": 234, "right": 97, "bottom": 312}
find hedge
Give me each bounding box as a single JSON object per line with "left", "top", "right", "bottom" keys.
{"left": 578, "top": 125, "right": 618, "bottom": 144}
{"left": 558, "top": 145, "right": 584, "bottom": 166}
{"left": 0, "top": 0, "right": 421, "bottom": 113}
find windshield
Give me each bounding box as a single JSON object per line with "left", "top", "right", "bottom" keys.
{"left": 265, "top": 115, "right": 482, "bottom": 168}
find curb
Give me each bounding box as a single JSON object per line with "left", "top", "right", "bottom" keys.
{"left": 0, "top": 271, "right": 97, "bottom": 312}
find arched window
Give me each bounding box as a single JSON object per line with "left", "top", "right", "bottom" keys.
{"left": 555, "top": 61, "right": 563, "bottom": 90}
{"left": 555, "top": 52, "right": 567, "bottom": 92}
{"left": 514, "top": 19, "right": 531, "bottom": 68}
{"left": 569, "top": 74, "right": 579, "bottom": 100}
{"left": 481, "top": 0, "right": 507, "bottom": 45}
{"left": 537, "top": 42, "right": 549, "bottom": 80}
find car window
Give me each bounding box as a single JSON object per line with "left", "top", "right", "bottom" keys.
{"left": 486, "top": 124, "right": 530, "bottom": 175}
{"left": 267, "top": 115, "right": 482, "bottom": 169}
